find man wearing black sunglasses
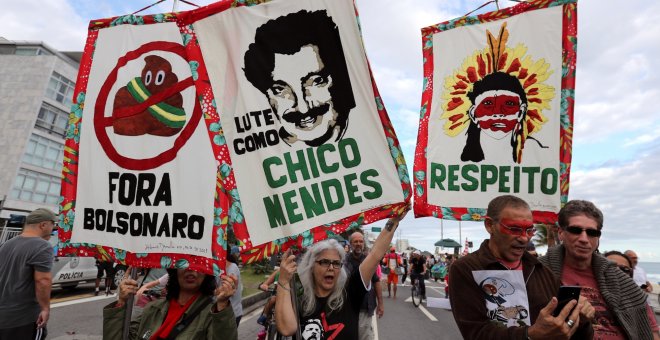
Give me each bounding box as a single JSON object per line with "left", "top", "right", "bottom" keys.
{"left": 540, "top": 200, "right": 657, "bottom": 340}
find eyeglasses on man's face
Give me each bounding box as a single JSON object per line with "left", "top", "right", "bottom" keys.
{"left": 315, "top": 259, "right": 342, "bottom": 269}
{"left": 487, "top": 217, "right": 536, "bottom": 237}
{"left": 563, "top": 226, "right": 601, "bottom": 238}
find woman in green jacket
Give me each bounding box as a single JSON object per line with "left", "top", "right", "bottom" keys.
{"left": 103, "top": 268, "right": 238, "bottom": 339}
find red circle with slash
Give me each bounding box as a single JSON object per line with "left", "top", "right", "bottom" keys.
{"left": 94, "top": 41, "right": 202, "bottom": 171}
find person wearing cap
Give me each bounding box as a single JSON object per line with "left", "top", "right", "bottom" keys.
{"left": 382, "top": 246, "right": 402, "bottom": 298}
{"left": 449, "top": 195, "right": 594, "bottom": 339}
{"left": 0, "top": 208, "right": 57, "bottom": 340}
{"left": 409, "top": 250, "right": 427, "bottom": 301}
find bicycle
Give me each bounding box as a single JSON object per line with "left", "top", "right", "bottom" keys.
{"left": 411, "top": 274, "right": 422, "bottom": 307}
{"left": 257, "top": 283, "right": 292, "bottom": 340}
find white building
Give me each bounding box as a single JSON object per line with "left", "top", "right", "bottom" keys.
{"left": 0, "top": 37, "right": 80, "bottom": 225}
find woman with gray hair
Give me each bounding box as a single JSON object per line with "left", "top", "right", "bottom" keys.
{"left": 275, "top": 206, "right": 409, "bottom": 339}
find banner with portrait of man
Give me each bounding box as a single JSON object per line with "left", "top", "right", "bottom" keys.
{"left": 413, "top": 0, "right": 577, "bottom": 223}
{"left": 184, "top": 0, "right": 411, "bottom": 261}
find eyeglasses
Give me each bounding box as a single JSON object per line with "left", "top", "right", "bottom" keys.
{"left": 487, "top": 217, "right": 536, "bottom": 237}
{"left": 316, "top": 259, "right": 343, "bottom": 269}
{"left": 564, "top": 226, "right": 601, "bottom": 238}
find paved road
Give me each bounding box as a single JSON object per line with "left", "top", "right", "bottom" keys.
{"left": 237, "top": 277, "right": 462, "bottom": 340}
{"left": 47, "top": 278, "right": 459, "bottom": 339}
{"left": 46, "top": 277, "right": 660, "bottom": 339}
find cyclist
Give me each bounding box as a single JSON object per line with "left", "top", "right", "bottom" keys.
{"left": 257, "top": 268, "right": 280, "bottom": 326}
{"left": 409, "top": 250, "right": 427, "bottom": 302}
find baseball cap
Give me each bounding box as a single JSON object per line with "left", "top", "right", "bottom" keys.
{"left": 413, "top": 250, "right": 421, "bottom": 255}
{"left": 390, "top": 246, "right": 396, "bottom": 251}
{"left": 25, "top": 208, "right": 58, "bottom": 225}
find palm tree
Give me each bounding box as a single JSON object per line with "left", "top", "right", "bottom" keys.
{"left": 533, "top": 224, "right": 559, "bottom": 248}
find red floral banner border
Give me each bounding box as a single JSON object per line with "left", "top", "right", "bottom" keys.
{"left": 413, "top": 0, "right": 577, "bottom": 224}
{"left": 181, "top": 0, "right": 411, "bottom": 264}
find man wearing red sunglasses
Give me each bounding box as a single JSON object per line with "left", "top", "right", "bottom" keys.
{"left": 449, "top": 195, "right": 594, "bottom": 339}
{"left": 539, "top": 200, "right": 658, "bottom": 339}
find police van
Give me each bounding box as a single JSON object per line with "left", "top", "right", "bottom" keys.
{"left": 0, "top": 214, "right": 122, "bottom": 289}
{"left": 49, "top": 229, "right": 126, "bottom": 289}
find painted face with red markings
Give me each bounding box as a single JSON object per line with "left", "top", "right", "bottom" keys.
{"left": 469, "top": 90, "right": 526, "bottom": 139}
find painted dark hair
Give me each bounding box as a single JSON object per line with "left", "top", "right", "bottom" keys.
{"left": 165, "top": 269, "right": 216, "bottom": 300}
{"left": 243, "top": 10, "right": 355, "bottom": 146}
{"left": 462, "top": 72, "right": 528, "bottom": 163}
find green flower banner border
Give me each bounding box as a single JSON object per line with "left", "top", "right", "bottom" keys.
{"left": 412, "top": 0, "right": 577, "bottom": 224}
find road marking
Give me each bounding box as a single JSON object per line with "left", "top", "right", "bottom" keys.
{"left": 404, "top": 294, "right": 439, "bottom": 322}
{"left": 418, "top": 305, "right": 438, "bottom": 322}
{"left": 52, "top": 293, "right": 117, "bottom": 308}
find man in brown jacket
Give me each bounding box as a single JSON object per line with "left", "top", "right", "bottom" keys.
{"left": 449, "top": 195, "right": 594, "bottom": 339}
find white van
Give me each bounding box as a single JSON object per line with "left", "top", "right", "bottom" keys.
{"left": 48, "top": 230, "right": 127, "bottom": 289}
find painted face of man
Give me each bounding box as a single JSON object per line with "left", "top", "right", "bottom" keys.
{"left": 267, "top": 45, "right": 338, "bottom": 145}
{"left": 469, "top": 90, "right": 526, "bottom": 139}
{"left": 486, "top": 206, "right": 534, "bottom": 264}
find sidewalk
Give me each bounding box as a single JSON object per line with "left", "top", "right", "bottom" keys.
{"left": 650, "top": 283, "right": 660, "bottom": 315}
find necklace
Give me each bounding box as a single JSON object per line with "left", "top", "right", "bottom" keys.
{"left": 498, "top": 259, "right": 522, "bottom": 270}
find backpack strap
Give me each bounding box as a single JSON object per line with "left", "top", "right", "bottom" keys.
{"left": 164, "top": 296, "right": 213, "bottom": 340}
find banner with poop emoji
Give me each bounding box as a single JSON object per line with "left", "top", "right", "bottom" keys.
{"left": 59, "top": 10, "right": 231, "bottom": 274}
{"left": 413, "top": 0, "right": 577, "bottom": 224}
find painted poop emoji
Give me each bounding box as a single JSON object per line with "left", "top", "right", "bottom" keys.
{"left": 112, "top": 55, "right": 186, "bottom": 136}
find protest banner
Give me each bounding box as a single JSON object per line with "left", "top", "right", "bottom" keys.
{"left": 181, "top": 0, "right": 411, "bottom": 262}
{"left": 413, "top": 0, "right": 577, "bottom": 223}
{"left": 59, "top": 9, "right": 233, "bottom": 274}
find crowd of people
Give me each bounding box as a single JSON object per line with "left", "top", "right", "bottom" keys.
{"left": 2, "top": 194, "right": 660, "bottom": 339}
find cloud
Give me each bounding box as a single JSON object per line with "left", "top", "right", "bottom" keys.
{"left": 569, "top": 139, "right": 660, "bottom": 252}
{"left": 574, "top": 0, "right": 660, "bottom": 143}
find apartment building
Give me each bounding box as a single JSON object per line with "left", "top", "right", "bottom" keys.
{"left": 0, "top": 37, "right": 80, "bottom": 227}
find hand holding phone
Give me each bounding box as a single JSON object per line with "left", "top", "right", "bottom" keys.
{"left": 552, "top": 285, "right": 582, "bottom": 318}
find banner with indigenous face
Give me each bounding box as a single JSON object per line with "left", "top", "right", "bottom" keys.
{"left": 59, "top": 10, "right": 233, "bottom": 274}
{"left": 413, "top": 0, "right": 577, "bottom": 223}
{"left": 181, "top": 0, "right": 410, "bottom": 261}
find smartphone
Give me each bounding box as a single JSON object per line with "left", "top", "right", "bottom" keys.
{"left": 552, "top": 285, "right": 582, "bottom": 317}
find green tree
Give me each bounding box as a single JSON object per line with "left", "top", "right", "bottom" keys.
{"left": 533, "top": 224, "right": 558, "bottom": 248}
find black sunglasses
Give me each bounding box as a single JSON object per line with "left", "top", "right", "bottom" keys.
{"left": 564, "top": 226, "right": 601, "bottom": 238}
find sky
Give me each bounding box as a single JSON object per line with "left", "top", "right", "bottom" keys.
{"left": 2, "top": 0, "right": 659, "bottom": 261}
